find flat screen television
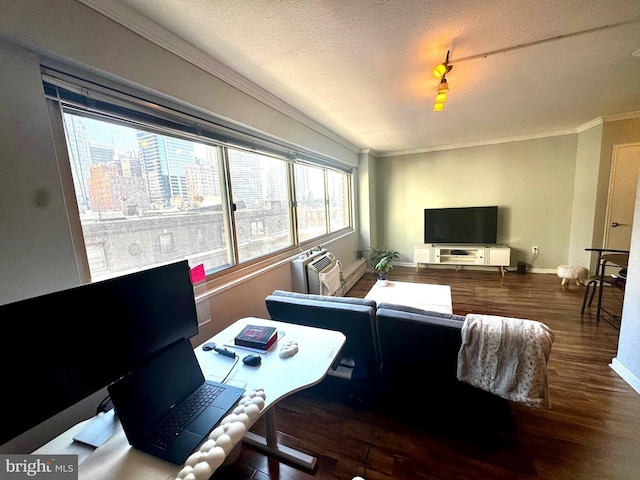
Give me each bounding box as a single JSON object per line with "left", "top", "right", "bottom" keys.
{"left": 0, "top": 260, "right": 198, "bottom": 445}
{"left": 424, "top": 206, "right": 498, "bottom": 245}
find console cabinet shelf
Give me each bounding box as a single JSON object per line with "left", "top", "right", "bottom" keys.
{"left": 413, "top": 244, "right": 511, "bottom": 275}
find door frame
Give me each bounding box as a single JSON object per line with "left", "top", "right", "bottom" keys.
{"left": 603, "top": 142, "right": 640, "bottom": 250}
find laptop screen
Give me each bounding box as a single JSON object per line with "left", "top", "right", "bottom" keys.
{"left": 108, "top": 338, "right": 205, "bottom": 440}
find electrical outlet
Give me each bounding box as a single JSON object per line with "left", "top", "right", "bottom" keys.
{"left": 532, "top": 246, "right": 539, "bottom": 254}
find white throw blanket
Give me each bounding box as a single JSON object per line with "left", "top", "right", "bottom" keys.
{"left": 457, "top": 314, "right": 554, "bottom": 408}
{"left": 319, "top": 261, "right": 342, "bottom": 296}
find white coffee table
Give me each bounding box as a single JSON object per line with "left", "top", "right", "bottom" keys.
{"left": 365, "top": 280, "right": 453, "bottom": 313}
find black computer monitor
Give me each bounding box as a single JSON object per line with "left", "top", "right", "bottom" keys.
{"left": 0, "top": 260, "right": 198, "bottom": 445}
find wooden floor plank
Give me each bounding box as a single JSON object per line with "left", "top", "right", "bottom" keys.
{"left": 212, "top": 267, "right": 640, "bottom": 480}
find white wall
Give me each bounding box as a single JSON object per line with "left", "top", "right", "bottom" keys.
{"left": 611, "top": 170, "right": 640, "bottom": 393}
{"left": 0, "top": 42, "right": 80, "bottom": 303}
{"left": 568, "top": 123, "right": 604, "bottom": 271}
{"left": 377, "top": 136, "right": 579, "bottom": 269}
{"left": 601, "top": 118, "right": 640, "bottom": 393}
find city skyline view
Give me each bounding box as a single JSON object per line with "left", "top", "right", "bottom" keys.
{"left": 60, "top": 111, "right": 349, "bottom": 280}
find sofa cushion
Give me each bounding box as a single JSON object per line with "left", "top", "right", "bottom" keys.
{"left": 377, "top": 302, "right": 465, "bottom": 322}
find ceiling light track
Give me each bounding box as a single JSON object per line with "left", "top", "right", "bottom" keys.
{"left": 450, "top": 17, "right": 640, "bottom": 65}
{"left": 430, "top": 17, "right": 639, "bottom": 113}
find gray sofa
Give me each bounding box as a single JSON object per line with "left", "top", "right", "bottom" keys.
{"left": 264, "top": 290, "right": 513, "bottom": 429}
{"left": 264, "top": 290, "right": 468, "bottom": 385}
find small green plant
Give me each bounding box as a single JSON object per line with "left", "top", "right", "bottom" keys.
{"left": 375, "top": 256, "right": 394, "bottom": 274}
{"left": 368, "top": 246, "right": 399, "bottom": 274}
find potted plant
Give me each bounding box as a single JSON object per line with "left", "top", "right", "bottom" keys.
{"left": 368, "top": 246, "right": 398, "bottom": 271}
{"left": 369, "top": 247, "right": 398, "bottom": 286}
{"left": 375, "top": 256, "right": 394, "bottom": 286}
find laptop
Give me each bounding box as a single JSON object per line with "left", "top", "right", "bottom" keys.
{"left": 108, "top": 338, "right": 245, "bottom": 464}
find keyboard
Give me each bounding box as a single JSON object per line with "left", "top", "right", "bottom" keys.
{"left": 150, "top": 383, "right": 225, "bottom": 448}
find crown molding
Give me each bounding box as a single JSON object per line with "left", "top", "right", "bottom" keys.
{"left": 379, "top": 110, "right": 640, "bottom": 158}
{"left": 77, "top": 0, "right": 360, "bottom": 154}
{"left": 603, "top": 111, "right": 640, "bottom": 123}
{"left": 575, "top": 111, "right": 640, "bottom": 133}
{"left": 576, "top": 117, "right": 603, "bottom": 132}
{"left": 377, "top": 128, "right": 577, "bottom": 158}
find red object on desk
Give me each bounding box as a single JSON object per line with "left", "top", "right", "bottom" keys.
{"left": 234, "top": 324, "right": 278, "bottom": 350}
{"left": 189, "top": 264, "right": 206, "bottom": 283}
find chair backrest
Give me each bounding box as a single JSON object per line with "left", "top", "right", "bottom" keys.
{"left": 265, "top": 291, "right": 380, "bottom": 371}
{"left": 585, "top": 248, "right": 630, "bottom": 277}
{"left": 376, "top": 304, "right": 465, "bottom": 379}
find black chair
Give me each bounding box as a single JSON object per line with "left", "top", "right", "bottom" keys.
{"left": 581, "top": 248, "right": 629, "bottom": 323}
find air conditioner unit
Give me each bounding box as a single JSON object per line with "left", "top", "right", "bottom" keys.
{"left": 306, "top": 252, "right": 337, "bottom": 295}
{"left": 291, "top": 249, "right": 327, "bottom": 293}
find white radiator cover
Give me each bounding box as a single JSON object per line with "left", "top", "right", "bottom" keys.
{"left": 337, "top": 258, "right": 367, "bottom": 296}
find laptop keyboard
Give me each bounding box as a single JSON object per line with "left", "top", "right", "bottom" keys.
{"left": 150, "top": 383, "right": 225, "bottom": 449}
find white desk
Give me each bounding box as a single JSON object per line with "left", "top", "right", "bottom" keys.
{"left": 34, "top": 317, "right": 345, "bottom": 479}
{"left": 365, "top": 280, "right": 453, "bottom": 313}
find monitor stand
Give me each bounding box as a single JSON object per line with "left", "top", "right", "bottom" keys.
{"left": 72, "top": 409, "right": 118, "bottom": 448}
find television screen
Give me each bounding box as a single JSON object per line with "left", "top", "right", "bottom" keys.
{"left": 424, "top": 206, "right": 498, "bottom": 244}
{"left": 0, "top": 260, "right": 198, "bottom": 445}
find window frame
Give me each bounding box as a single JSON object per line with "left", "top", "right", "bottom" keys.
{"left": 43, "top": 65, "right": 354, "bottom": 284}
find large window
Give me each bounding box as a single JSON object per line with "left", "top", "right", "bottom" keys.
{"left": 227, "top": 148, "right": 292, "bottom": 263}
{"left": 46, "top": 73, "right": 352, "bottom": 282}
{"left": 294, "top": 164, "right": 327, "bottom": 242}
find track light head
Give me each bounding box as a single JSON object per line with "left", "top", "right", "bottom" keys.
{"left": 432, "top": 51, "right": 452, "bottom": 112}
{"left": 437, "top": 77, "right": 449, "bottom": 94}
{"left": 432, "top": 50, "right": 452, "bottom": 79}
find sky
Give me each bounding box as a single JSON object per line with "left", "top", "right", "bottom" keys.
{"left": 83, "top": 117, "right": 139, "bottom": 154}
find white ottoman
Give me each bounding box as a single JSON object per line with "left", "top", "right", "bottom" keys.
{"left": 557, "top": 265, "right": 587, "bottom": 286}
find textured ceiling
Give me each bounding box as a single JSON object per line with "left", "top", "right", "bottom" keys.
{"left": 83, "top": 0, "right": 640, "bottom": 156}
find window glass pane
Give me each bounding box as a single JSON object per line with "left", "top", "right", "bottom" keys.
{"left": 227, "top": 148, "right": 293, "bottom": 262}
{"left": 62, "top": 111, "right": 232, "bottom": 281}
{"left": 327, "top": 170, "right": 349, "bottom": 232}
{"left": 294, "top": 164, "right": 328, "bottom": 242}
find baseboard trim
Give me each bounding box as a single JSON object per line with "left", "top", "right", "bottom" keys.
{"left": 402, "top": 262, "right": 556, "bottom": 274}
{"left": 610, "top": 357, "right": 640, "bottom": 395}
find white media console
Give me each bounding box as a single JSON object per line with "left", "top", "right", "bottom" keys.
{"left": 413, "top": 244, "right": 511, "bottom": 275}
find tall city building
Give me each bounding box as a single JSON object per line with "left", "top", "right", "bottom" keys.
{"left": 89, "top": 144, "right": 115, "bottom": 164}
{"left": 63, "top": 114, "right": 92, "bottom": 213}
{"left": 227, "top": 150, "right": 263, "bottom": 208}
{"left": 137, "top": 132, "right": 197, "bottom": 207}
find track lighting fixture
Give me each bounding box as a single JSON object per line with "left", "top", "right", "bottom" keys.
{"left": 437, "top": 77, "right": 449, "bottom": 94}
{"left": 432, "top": 51, "right": 452, "bottom": 111}
{"left": 432, "top": 50, "right": 452, "bottom": 79}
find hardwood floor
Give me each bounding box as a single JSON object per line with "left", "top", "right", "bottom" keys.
{"left": 213, "top": 267, "right": 640, "bottom": 480}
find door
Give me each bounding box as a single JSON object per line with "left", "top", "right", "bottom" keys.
{"left": 604, "top": 144, "right": 640, "bottom": 251}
